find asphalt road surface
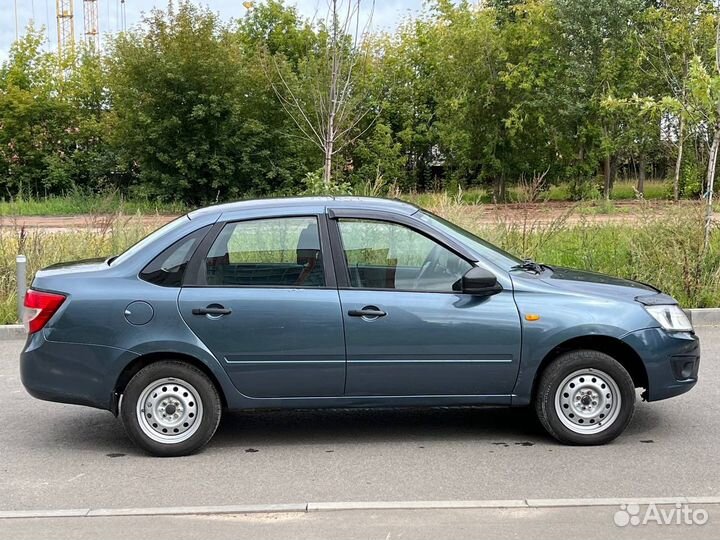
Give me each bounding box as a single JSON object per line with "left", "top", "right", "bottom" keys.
{"left": 2, "top": 326, "right": 719, "bottom": 538}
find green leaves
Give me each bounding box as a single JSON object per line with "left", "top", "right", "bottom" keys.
{"left": 1, "top": 0, "right": 720, "bottom": 203}
{"left": 105, "top": 1, "right": 318, "bottom": 203}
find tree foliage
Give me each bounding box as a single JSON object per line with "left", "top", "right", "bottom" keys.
{"left": 1, "top": 0, "right": 719, "bottom": 203}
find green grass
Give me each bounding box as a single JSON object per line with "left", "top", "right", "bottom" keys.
{"left": 0, "top": 192, "right": 188, "bottom": 216}
{"left": 401, "top": 180, "right": 669, "bottom": 207}
{"left": 610, "top": 180, "right": 669, "bottom": 200}
{"left": 0, "top": 179, "right": 687, "bottom": 218}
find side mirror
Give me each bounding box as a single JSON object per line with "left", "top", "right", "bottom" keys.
{"left": 461, "top": 267, "right": 502, "bottom": 296}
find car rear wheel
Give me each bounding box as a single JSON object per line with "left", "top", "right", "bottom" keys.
{"left": 120, "top": 361, "right": 222, "bottom": 457}
{"left": 534, "top": 350, "right": 636, "bottom": 445}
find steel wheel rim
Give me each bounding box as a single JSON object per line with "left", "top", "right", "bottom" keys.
{"left": 136, "top": 377, "right": 203, "bottom": 444}
{"left": 554, "top": 368, "right": 622, "bottom": 435}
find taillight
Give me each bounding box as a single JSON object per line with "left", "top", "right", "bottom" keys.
{"left": 23, "top": 289, "right": 66, "bottom": 334}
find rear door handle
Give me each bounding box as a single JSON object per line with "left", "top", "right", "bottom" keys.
{"left": 192, "top": 306, "right": 232, "bottom": 316}
{"left": 348, "top": 307, "right": 386, "bottom": 318}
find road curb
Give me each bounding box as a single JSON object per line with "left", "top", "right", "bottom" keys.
{"left": 306, "top": 500, "right": 528, "bottom": 512}
{"left": 686, "top": 308, "right": 720, "bottom": 327}
{"left": 86, "top": 503, "right": 307, "bottom": 517}
{"left": 2, "top": 497, "right": 720, "bottom": 520}
{"left": 0, "top": 508, "right": 90, "bottom": 519}
{"left": 0, "top": 324, "right": 24, "bottom": 340}
{"left": 1, "top": 308, "right": 720, "bottom": 342}
{"left": 525, "top": 496, "right": 689, "bottom": 507}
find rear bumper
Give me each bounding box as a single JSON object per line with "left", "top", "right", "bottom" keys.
{"left": 622, "top": 327, "right": 700, "bottom": 402}
{"left": 20, "top": 331, "right": 137, "bottom": 411}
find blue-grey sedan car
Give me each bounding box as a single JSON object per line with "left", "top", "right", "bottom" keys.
{"left": 20, "top": 197, "right": 699, "bottom": 456}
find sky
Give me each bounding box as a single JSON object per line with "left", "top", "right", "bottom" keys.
{"left": 1, "top": 0, "right": 424, "bottom": 63}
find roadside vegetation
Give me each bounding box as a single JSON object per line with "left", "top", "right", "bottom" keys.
{"left": 2, "top": 200, "right": 719, "bottom": 324}
{"left": 0, "top": 180, "right": 681, "bottom": 217}
{"left": 0, "top": 191, "right": 187, "bottom": 216}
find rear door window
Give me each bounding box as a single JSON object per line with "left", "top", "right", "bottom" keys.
{"left": 203, "top": 217, "right": 325, "bottom": 287}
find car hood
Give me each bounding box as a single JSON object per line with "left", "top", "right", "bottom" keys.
{"left": 526, "top": 266, "right": 660, "bottom": 301}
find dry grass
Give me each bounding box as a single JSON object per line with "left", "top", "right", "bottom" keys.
{"left": 2, "top": 202, "right": 720, "bottom": 323}
{"left": 0, "top": 213, "right": 162, "bottom": 323}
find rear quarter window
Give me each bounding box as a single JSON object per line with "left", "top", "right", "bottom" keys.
{"left": 140, "top": 225, "right": 211, "bottom": 287}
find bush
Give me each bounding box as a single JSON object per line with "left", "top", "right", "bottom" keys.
{"left": 301, "top": 169, "right": 353, "bottom": 196}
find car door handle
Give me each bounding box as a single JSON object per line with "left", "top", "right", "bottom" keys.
{"left": 192, "top": 306, "right": 232, "bottom": 316}
{"left": 348, "top": 307, "right": 386, "bottom": 318}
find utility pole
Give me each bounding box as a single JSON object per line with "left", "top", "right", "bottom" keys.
{"left": 83, "top": 0, "right": 100, "bottom": 51}
{"left": 56, "top": 0, "right": 75, "bottom": 61}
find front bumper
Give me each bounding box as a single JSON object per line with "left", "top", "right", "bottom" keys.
{"left": 622, "top": 327, "right": 700, "bottom": 401}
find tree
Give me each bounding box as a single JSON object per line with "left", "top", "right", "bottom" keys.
{"left": 641, "top": 0, "right": 716, "bottom": 201}
{"left": 349, "top": 122, "right": 406, "bottom": 187}
{"left": 267, "top": 0, "right": 377, "bottom": 188}
{"left": 499, "top": 0, "right": 576, "bottom": 189}
{"left": 687, "top": 17, "right": 720, "bottom": 251}
{"left": 6, "top": 0, "right": 720, "bottom": 205}
{"left": 554, "top": 0, "right": 648, "bottom": 199}
{"left": 429, "top": 1, "right": 507, "bottom": 193}
{"left": 0, "top": 28, "right": 116, "bottom": 197}
{"left": 367, "top": 13, "right": 443, "bottom": 191}
{"left": 107, "top": 1, "right": 314, "bottom": 203}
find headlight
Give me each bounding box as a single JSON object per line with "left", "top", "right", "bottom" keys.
{"left": 645, "top": 304, "right": 693, "bottom": 332}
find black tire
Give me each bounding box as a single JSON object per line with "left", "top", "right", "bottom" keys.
{"left": 120, "top": 360, "right": 222, "bottom": 457}
{"left": 534, "top": 350, "right": 636, "bottom": 445}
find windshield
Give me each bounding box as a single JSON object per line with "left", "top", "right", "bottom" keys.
{"left": 417, "top": 211, "right": 522, "bottom": 270}
{"left": 110, "top": 215, "right": 191, "bottom": 266}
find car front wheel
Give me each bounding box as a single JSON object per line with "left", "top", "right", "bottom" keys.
{"left": 120, "top": 361, "right": 222, "bottom": 457}
{"left": 534, "top": 350, "right": 636, "bottom": 445}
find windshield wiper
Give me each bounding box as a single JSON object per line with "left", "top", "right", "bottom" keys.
{"left": 511, "top": 259, "right": 549, "bottom": 274}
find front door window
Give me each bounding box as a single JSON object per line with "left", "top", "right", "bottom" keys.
{"left": 337, "top": 219, "right": 472, "bottom": 291}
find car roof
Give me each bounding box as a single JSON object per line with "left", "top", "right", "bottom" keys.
{"left": 188, "top": 196, "right": 419, "bottom": 219}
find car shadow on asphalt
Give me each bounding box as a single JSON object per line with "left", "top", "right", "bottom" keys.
{"left": 214, "top": 406, "right": 550, "bottom": 447}
{"left": 36, "top": 401, "right": 665, "bottom": 455}
{"left": 210, "top": 402, "right": 663, "bottom": 448}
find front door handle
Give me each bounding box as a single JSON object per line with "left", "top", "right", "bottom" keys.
{"left": 348, "top": 307, "right": 386, "bottom": 318}
{"left": 192, "top": 306, "right": 232, "bottom": 316}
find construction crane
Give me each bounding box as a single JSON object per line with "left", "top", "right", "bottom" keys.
{"left": 83, "top": 0, "right": 100, "bottom": 51}
{"left": 120, "top": 0, "right": 127, "bottom": 32}
{"left": 56, "top": 0, "right": 75, "bottom": 60}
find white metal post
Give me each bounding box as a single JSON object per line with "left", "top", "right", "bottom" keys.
{"left": 16, "top": 255, "right": 27, "bottom": 323}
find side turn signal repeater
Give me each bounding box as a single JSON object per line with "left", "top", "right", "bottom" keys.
{"left": 525, "top": 314, "right": 541, "bottom": 321}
